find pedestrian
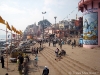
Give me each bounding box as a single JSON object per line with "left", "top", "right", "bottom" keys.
{"left": 18, "top": 53, "right": 24, "bottom": 65}
{"left": 33, "top": 56, "right": 38, "bottom": 67}
{"left": 17, "top": 58, "right": 20, "bottom": 68}
{"left": 23, "top": 56, "right": 28, "bottom": 75}
{"left": 53, "top": 41, "right": 54, "bottom": 47}
{"left": 40, "top": 41, "right": 42, "bottom": 48}
{"left": 55, "top": 48, "right": 59, "bottom": 57}
{"left": 74, "top": 39, "right": 76, "bottom": 47}
{"left": 49, "top": 42, "right": 50, "bottom": 46}
{"left": 25, "top": 54, "right": 30, "bottom": 62}
{"left": 18, "top": 63, "right": 23, "bottom": 75}
{"left": 1, "top": 56, "right": 4, "bottom": 68}
{"left": 36, "top": 47, "right": 39, "bottom": 54}
{"left": 71, "top": 42, "right": 74, "bottom": 49}
{"left": 60, "top": 42, "right": 62, "bottom": 49}
{"left": 42, "top": 66, "right": 49, "bottom": 75}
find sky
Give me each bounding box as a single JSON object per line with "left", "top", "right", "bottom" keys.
{"left": 0, "top": 0, "right": 82, "bottom": 36}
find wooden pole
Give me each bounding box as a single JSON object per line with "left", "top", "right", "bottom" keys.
{"left": 6, "top": 27, "right": 8, "bottom": 70}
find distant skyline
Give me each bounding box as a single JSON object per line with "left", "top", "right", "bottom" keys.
{"left": 0, "top": 0, "right": 82, "bottom": 36}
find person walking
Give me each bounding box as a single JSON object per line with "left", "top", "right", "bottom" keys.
{"left": 33, "top": 55, "right": 38, "bottom": 67}
{"left": 1, "top": 56, "right": 4, "bottom": 68}
{"left": 20, "top": 54, "right": 24, "bottom": 64}
{"left": 42, "top": 66, "right": 49, "bottom": 75}
{"left": 74, "top": 39, "right": 76, "bottom": 47}
{"left": 60, "top": 41, "right": 62, "bottom": 49}
{"left": 36, "top": 47, "right": 39, "bottom": 55}
{"left": 49, "top": 42, "right": 50, "bottom": 46}
{"left": 18, "top": 63, "right": 23, "bottom": 75}
{"left": 71, "top": 42, "right": 74, "bottom": 49}
{"left": 23, "top": 56, "right": 28, "bottom": 75}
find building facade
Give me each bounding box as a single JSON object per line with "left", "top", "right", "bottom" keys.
{"left": 78, "top": 0, "right": 100, "bottom": 48}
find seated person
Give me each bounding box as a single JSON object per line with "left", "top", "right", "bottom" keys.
{"left": 59, "top": 50, "right": 66, "bottom": 56}
{"left": 78, "top": 43, "right": 82, "bottom": 47}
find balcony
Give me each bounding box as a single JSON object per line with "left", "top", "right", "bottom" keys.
{"left": 78, "top": 0, "right": 92, "bottom": 7}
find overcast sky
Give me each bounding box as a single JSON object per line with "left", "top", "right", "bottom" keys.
{"left": 0, "top": 0, "right": 82, "bottom": 36}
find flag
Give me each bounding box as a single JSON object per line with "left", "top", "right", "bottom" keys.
{"left": 0, "top": 16, "right": 5, "bottom": 24}
{"left": 13, "top": 27, "right": 16, "bottom": 33}
{"left": 16, "top": 30, "right": 19, "bottom": 34}
{"left": 11, "top": 26, "right": 16, "bottom": 32}
{"left": 19, "top": 30, "right": 22, "bottom": 35}
{"left": 17, "top": 30, "right": 20, "bottom": 34}
{"left": 6, "top": 22, "right": 11, "bottom": 30}
{"left": 11, "top": 25, "right": 15, "bottom": 32}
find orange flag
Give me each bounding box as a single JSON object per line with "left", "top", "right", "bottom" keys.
{"left": 12, "top": 26, "right": 16, "bottom": 32}
{"left": 14, "top": 28, "right": 17, "bottom": 33}
{"left": 11, "top": 25, "right": 15, "bottom": 32}
{"left": 6, "top": 22, "right": 11, "bottom": 30}
{"left": 19, "top": 30, "right": 22, "bottom": 35}
{"left": 0, "top": 16, "right": 5, "bottom": 24}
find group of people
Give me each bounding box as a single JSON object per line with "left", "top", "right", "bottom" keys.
{"left": 48, "top": 39, "right": 63, "bottom": 49}
{"left": 55, "top": 48, "right": 66, "bottom": 61}
{"left": 31, "top": 47, "right": 49, "bottom": 75}
{"left": 17, "top": 53, "right": 29, "bottom": 75}
{"left": 31, "top": 47, "right": 39, "bottom": 56}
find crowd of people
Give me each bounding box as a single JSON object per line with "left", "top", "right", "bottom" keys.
{"left": 31, "top": 46, "right": 49, "bottom": 75}
{"left": 0, "top": 38, "right": 80, "bottom": 75}
{"left": 31, "top": 47, "right": 39, "bottom": 56}
{"left": 17, "top": 53, "right": 29, "bottom": 75}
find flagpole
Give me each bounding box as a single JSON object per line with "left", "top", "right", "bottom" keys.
{"left": 11, "top": 30, "right": 12, "bottom": 54}
{"left": 6, "top": 26, "right": 8, "bottom": 70}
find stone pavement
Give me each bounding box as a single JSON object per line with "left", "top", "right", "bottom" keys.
{"left": 0, "top": 43, "right": 59, "bottom": 75}
{"left": 0, "top": 43, "right": 100, "bottom": 75}
{"left": 43, "top": 42, "right": 100, "bottom": 72}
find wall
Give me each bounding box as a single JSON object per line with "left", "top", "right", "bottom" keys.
{"left": 83, "top": 1, "right": 100, "bottom": 48}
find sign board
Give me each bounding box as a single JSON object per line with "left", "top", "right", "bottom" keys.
{"left": 59, "top": 23, "right": 64, "bottom": 28}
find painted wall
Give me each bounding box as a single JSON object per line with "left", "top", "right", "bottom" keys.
{"left": 83, "top": 1, "right": 100, "bottom": 48}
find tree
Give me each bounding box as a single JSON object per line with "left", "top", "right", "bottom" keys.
{"left": 38, "top": 19, "right": 51, "bottom": 29}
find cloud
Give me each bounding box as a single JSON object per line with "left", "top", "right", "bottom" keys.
{"left": 0, "top": 4, "right": 25, "bottom": 14}
{"left": 44, "top": 0, "right": 68, "bottom": 6}
{"left": 44, "top": 0, "right": 53, "bottom": 5}
{"left": 42, "top": 6, "right": 62, "bottom": 24}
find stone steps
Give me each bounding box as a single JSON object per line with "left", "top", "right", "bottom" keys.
{"left": 48, "top": 47, "right": 99, "bottom": 74}
{"left": 43, "top": 46, "right": 100, "bottom": 75}
{"left": 47, "top": 48, "right": 90, "bottom": 72}
{"left": 43, "top": 48, "right": 85, "bottom": 75}
{"left": 41, "top": 51, "right": 68, "bottom": 75}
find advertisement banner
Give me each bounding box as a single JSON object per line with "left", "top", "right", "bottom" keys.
{"left": 83, "top": 12, "right": 98, "bottom": 45}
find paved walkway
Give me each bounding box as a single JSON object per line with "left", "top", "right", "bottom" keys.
{"left": 43, "top": 42, "right": 100, "bottom": 72}
{"left": 0, "top": 43, "right": 59, "bottom": 75}
{"left": 0, "top": 43, "right": 100, "bottom": 75}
